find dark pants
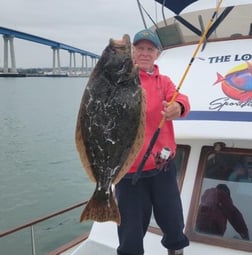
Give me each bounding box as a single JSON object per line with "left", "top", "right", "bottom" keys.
{"left": 115, "top": 160, "right": 189, "bottom": 255}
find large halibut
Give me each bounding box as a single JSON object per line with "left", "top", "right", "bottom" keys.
{"left": 75, "top": 34, "right": 145, "bottom": 224}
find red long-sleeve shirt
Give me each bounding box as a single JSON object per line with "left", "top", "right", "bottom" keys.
{"left": 128, "top": 65, "right": 190, "bottom": 174}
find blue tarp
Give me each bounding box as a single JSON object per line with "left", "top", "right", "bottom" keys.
{"left": 155, "top": 0, "right": 198, "bottom": 14}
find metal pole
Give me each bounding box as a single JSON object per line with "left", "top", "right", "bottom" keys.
{"left": 136, "top": 0, "right": 147, "bottom": 28}
{"left": 31, "top": 225, "right": 36, "bottom": 255}
{"left": 162, "top": 0, "right": 168, "bottom": 26}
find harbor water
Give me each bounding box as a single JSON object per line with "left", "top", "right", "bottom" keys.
{"left": 0, "top": 77, "right": 94, "bottom": 254}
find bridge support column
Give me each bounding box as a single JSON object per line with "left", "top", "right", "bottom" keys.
{"left": 91, "top": 57, "right": 96, "bottom": 69}
{"left": 69, "top": 52, "right": 77, "bottom": 76}
{"left": 73, "top": 53, "right": 76, "bottom": 75}
{"left": 80, "top": 55, "right": 88, "bottom": 76}
{"left": 69, "top": 52, "right": 72, "bottom": 75}
{"left": 52, "top": 48, "right": 61, "bottom": 74}
{"left": 3, "top": 35, "right": 17, "bottom": 74}
{"left": 85, "top": 55, "right": 88, "bottom": 75}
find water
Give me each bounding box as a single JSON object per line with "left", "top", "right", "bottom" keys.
{"left": 0, "top": 77, "right": 95, "bottom": 254}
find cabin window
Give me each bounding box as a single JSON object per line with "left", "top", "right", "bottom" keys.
{"left": 149, "top": 144, "right": 190, "bottom": 232}
{"left": 186, "top": 144, "right": 252, "bottom": 252}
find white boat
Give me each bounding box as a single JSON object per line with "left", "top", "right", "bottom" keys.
{"left": 67, "top": 1, "right": 252, "bottom": 254}
{"left": 1, "top": 1, "right": 252, "bottom": 254}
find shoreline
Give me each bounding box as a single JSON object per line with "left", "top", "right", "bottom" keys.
{"left": 0, "top": 73, "right": 89, "bottom": 78}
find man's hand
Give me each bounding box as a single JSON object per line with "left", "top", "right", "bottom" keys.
{"left": 161, "top": 101, "right": 183, "bottom": 120}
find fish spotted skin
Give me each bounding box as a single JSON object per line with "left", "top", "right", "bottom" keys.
{"left": 75, "top": 34, "right": 145, "bottom": 224}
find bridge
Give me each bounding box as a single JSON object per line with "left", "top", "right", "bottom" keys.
{"left": 0, "top": 26, "right": 100, "bottom": 76}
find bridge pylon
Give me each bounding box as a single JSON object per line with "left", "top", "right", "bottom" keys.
{"left": 3, "top": 35, "right": 17, "bottom": 74}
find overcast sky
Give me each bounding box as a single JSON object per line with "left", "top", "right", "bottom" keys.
{"left": 0, "top": 0, "right": 169, "bottom": 68}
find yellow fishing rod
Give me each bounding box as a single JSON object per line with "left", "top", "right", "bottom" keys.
{"left": 132, "top": 0, "right": 223, "bottom": 184}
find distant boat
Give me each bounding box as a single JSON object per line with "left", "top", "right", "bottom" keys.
{"left": 0, "top": 73, "right": 26, "bottom": 77}
{"left": 68, "top": 1, "right": 252, "bottom": 254}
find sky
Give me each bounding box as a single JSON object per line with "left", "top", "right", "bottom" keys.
{"left": 0, "top": 0, "right": 169, "bottom": 68}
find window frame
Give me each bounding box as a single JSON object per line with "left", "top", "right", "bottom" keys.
{"left": 185, "top": 144, "right": 252, "bottom": 252}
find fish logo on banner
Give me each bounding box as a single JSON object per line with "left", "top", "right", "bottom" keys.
{"left": 213, "top": 62, "right": 252, "bottom": 102}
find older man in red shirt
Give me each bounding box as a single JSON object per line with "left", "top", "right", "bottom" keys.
{"left": 115, "top": 29, "right": 190, "bottom": 255}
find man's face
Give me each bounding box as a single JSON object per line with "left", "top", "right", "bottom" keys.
{"left": 133, "top": 40, "right": 160, "bottom": 72}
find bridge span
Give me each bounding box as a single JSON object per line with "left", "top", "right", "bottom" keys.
{"left": 0, "top": 26, "right": 100, "bottom": 76}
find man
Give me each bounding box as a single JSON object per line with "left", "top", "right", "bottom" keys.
{"left": 115, "top": 29, "right": 190, "bottom": 255}
{"left": 196, "top": 184, "right": 249, "bottom": 240}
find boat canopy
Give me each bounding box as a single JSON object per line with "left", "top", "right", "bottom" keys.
{"left": 155, "top": 0, "right": 198, "bottom": 15}
{"left": 137, "top": 1, "right": 252, "bottom": 48}
{"left": 155, "top": 0, "right": 252, "bottom": 14}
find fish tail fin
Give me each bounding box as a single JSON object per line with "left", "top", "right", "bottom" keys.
{"left": 213, "top": 72, "right": 225, "bottom": 85}
{"left": 80, "top": 191, "right": 121, "bottom": 225}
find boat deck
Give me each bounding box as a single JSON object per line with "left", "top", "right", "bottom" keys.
{"left": 67, "top": 222, "right": 168, "bottom": 255}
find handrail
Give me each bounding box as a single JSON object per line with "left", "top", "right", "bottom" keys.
{"left": 0, "top": 200, "right": 88, "bottom": 255}
{"left": 0, "top": 201, "right": 87, "bottom": 238}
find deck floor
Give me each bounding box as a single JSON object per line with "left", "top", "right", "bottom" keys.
{"left": 70, "top": 240, "right": 117, "bottom": 255}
